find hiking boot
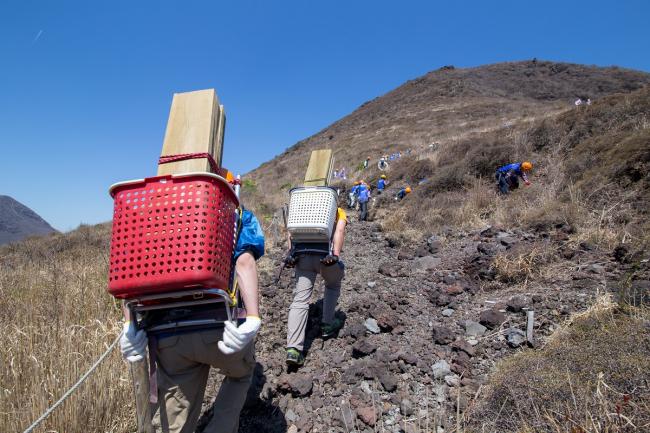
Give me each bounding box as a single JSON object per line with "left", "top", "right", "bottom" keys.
{"left": 286, "top": 348, "right": 304, "bottom": 366}
{"left": 321, "top": 318, "right": 344, "bottom": 338}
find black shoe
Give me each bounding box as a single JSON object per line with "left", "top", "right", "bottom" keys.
{"left": 321, "top": 318, "right": 344, "bottom": 338}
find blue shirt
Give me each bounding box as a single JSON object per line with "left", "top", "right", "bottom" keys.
{"left": 357, "top": 185, "right": 370, "bottom": 203}
{"left": 497, "top": 162, "right": 524, "bottom": 176}
{"left": 377, "top": 179, "right": 386, "bottom": 190}
{"left": 350, "top": 185, "right": 360, "bottom": 195}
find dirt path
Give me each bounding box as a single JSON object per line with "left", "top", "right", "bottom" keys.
{"left": 198, "top": 206, "right": 620, "bottom": 433}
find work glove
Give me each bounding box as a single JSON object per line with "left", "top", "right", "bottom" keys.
{"left": 320, "top": 254, "right": 339, "bottom": 266}
{"left": 120, "top": 321, "right": 147, "bottom": 363}
{"left": 218, "top": 316, "right": 261, "bottom": 355}
{"left": 284, "top": 254, "right": 297, "bottom": 268}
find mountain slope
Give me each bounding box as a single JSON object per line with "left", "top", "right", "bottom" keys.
{"left": 0, "top": 195, "right": 57, "bottom": 245}
{"left": 243, "top": 60, "right": 650, "bottom": 215}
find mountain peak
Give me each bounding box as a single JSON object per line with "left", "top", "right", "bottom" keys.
{"left": 0, "top": 195, "right": 57, "bottom": 245}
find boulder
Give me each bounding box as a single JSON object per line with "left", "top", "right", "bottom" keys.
{"left": 432, "top": 325, "right": 455, "bottom": 345}
{"left": 364, "top": 318, "right": 381, "bottom": 334}
{"left": 431, "top": 359, "right": 451, "bottom": 379}
{"left": 506, "top": 295, "right": 529, "bottom": 313}
{"left": 463, "top": 320, "right": 487, "bottom": 337}
{"left": 479, "top": 309, "right": 506, "bottom": 329}
{"left": 505, "top": 327, "right": 527, "bottom": 348}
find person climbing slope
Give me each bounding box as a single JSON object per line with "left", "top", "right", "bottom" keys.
{"left": 377, "top": 174, "right": 388, "bottom": 194}
{"left": 119, "top": 201, "right": 265, "bottom": 433}
{"left": 357, "top": 181, "right": 371, "bottom": 221}
{"left": 348, "top": 181, "right": 361, "bottom": 209}
{"left": 395, "top": 186, "right": 411, "bottom": 200}
{"left": 283, "top": 200, "right": 348, "bottom": 367}
{"left": 495, "top": 161, "right": 533, "bottom": 195}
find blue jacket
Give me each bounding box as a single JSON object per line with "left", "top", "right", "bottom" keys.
{"left": 234, "top": 209, "right": 265, "bottom": 260}
{"left": 350, "top": 185, "right": 360, "bottom": 195}
{"left": 497, "top": 162, "right": 524, "bottom": 176}
{"left": 377, "top": 179, "right": 386, "bottom": 190}
{"left": 357, "top": 185, "right": 370, "bottom": 203}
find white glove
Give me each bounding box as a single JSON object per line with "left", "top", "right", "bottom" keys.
{"left": 120, "top": 321, "right": 147, "bottom": 363}
{"left": 218, "top": 316, "right": 261, "bottom": 355}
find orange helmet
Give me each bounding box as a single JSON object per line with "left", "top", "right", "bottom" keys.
{"left": 405, "top": 187, "right": 412, "bottom": 193}
{"left": 354, "top": 181, "right": 361, "bottom": 185}
{"left": 521, "top": 161, "right": 533, "bottom": 171}
{"left": 226, "top": 171, "right": 235, "bottom": 183}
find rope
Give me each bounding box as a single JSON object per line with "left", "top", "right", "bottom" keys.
{"left": 22, "top": 330, "right": 123, "bottom": 433}
{"left": 158, "top": 153, "right": 221, "bottom": 174}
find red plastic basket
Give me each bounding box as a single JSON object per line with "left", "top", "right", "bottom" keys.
{"left": 107, "top": 173, "right": 239, "bottom": 299}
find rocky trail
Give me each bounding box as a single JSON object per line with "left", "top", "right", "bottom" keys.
{"left": 196, "top": 205, "right": 632, "bottom": 433}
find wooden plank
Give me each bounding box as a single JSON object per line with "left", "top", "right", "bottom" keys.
{"left": 214, "top": 104, "right": 226, "bottom": 167}
{"left": 130, "top": 360, "right": 154, "bottom": 433}
{"left": 157, "top": 89, "right": 223, "bottom": 176}
{"left": 303, "top": 149, "right": 333, "bottom": 186}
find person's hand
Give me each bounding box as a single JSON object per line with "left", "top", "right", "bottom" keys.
{"left": 120, "top": 321, "right": 147, "bottom": 363}
{"left": 284, "top": 254, "right": 296, "bottom": 268}
{"left": 218, "top": 316, "right": 261, "bottom": 355}
{"left": 525, "top": 180, "right": 531, "bottom": 186}
{"left": 320, "top": 254, "right": 339, "bottom": 266}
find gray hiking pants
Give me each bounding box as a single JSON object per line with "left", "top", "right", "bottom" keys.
{"left": 287, "top": 254, "right": 345, "bottom": 351}
{"left": 152, "top": 329, "right": 255, "bottom": 433}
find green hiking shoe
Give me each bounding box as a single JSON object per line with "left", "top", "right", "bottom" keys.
{"left": 286, "top": 348, "right": 305, "bottom": 366}
{"left": 321, "top": 318, "right": 344, "bottom": 338}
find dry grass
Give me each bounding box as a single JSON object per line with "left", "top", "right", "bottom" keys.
{"left": 465, "top": 296, "right": 650, "bottom": 433}
{"left": 0, "top": 224, "right": 132, "bottom": 433}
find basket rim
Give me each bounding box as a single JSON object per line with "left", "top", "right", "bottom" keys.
{"left": 109, "top": 172, "right": 239, "bottom": 207}
{"left": 289, "top": 185, "right": 338, "bottom": 194}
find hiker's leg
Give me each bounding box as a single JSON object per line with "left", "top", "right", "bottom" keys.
{"left": 320, "top": 261, "right": 344, "bottom": 324}
{"left": 287, "top": 256, "right": 318, "bottom": 351}
{"left": 203, "top": 332, "right": 256, "bottom": 433}
{"left": 152, "top": 334, "right": 209, "bottom": 433}
{"left": 497, "top": 173, "right": 509, "bottom": 195}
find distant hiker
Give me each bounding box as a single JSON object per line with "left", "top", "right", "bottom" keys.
{"left": 284, "top": 202, "right": 348, "bottom": 367}
{"left": 378, "top": 156, "right": 388, "bottom": 170}
{"left": 495, "top": 161, "right": 533, "bottom": 194}
{"left": 348, "top": 181, "right": 360, "bottom": 209}
{"left": 357, "top": 181, "right": 371, "bottom": 221}
{"left": 333, "top": 169, "right": 339, "bottom": 178}
{"left": 363, "top": 157, "right": 370, "bottom": 169}
{"left": 340, "top": 167, "right": 347, "bottom": 179}
{"left": 377, "top": 174, "right": 388, "bottom": 193}
{"left": 120, "top": 206, "right": 265, "bottom": 433}
{"left": 586, "top": 98, "right": 592, "bottom": 106}
{"left": 396, "top": 186, "right": 411, "bottom": 200}
{"left": 575, "top": 98, "right": 583, "bottom": 106}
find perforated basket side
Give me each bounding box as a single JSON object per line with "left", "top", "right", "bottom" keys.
{"left": 107, "top": 174, "right": 238, "bottom": 299}
{"left": 287, "top": 187, "right": 337, "bottom": 242}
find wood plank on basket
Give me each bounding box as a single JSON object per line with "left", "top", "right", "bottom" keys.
{"left": 157, "top": 89, "right": 223, "bottom": 176}
{"left": 303, "top": 149, "right": 333, "bottom": 186}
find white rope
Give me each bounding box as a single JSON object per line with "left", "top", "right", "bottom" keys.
{"left": 22, "top": 330, "right": 123, "bottom": 433}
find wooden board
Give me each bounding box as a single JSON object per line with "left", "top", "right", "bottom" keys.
{"left": 303, "top": 149, "right": 333, "bottom": 186}
{"left": 157, "top": 89, "right": 224, "bottom": 176}
{"left": 215, "top": 104, "right": 226, "bottom": 167}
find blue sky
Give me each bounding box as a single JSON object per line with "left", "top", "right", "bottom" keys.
{"left": 1, "top": 0, "right": 648, "bottom": 231}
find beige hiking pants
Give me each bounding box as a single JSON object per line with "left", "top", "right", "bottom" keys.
{"left": 287, "top": 254, "right": 344, "bottom": 351}
{"left": 152, "top": 328, "right": 255, "bottom": 433}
